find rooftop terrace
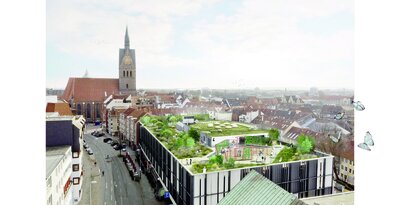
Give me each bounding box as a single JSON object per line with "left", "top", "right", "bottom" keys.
{"left": 140, "top": 115, "right": 325, "bottom": 174}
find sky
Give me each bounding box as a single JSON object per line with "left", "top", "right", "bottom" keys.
{"left": 47, "top": 0, "right": 354, "bottom": 90}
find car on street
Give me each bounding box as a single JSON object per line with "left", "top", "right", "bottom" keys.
{"left": 91, "top": 131, "right": 105, "bottom": 137}
{"left": 107, "top": 140, "right": 112, "bottom": 144}
{"left": 114, "top": 144, "right": 123, "bottom": 150}
{"left": 121, "top": 143, "right": 127, "bottom": 148}
{"left": 103, "top": 138, "right": 112, "bottom": 143}
{"left": 110, "top": 141, "right": 119, "bottom": 146}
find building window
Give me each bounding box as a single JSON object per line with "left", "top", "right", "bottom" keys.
{"left": 345, "top": 167, "right": 347, "bottom": 171}
{"left": 349, "top": 168, "right": 352, "bottom": 173}
{"left": 77, "top": 104, "right": 82, "bottom": 115}
{"left": 341, "top": 173, "right": 343, "bottom": 178}
{"left": 341, "top": 165, "right": 344, "bottom": 170}
{"left": 86, "top": 103, "right": 91, "bottom": 119}
{"left": 96, "top": 103, "right": 101, "bottom": 119}
{"left": 73, "top": 164, "right": 79, "bottom": 172}
{"left": 73, "top": 152, "right": 79, "bottom": 158}
{"left": 123, "top": 71, "right": 125, "bottom": 77}
{"left": 73, "top": 177, "right": 80, "bottom": 185}
{"left": 126, "top": 84, "right": 128, "bottom": 89}
{"left": 130, "top": 71, "right": 132, "bottom": 77}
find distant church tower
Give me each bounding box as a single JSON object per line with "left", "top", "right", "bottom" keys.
{"left": 119, "top": 26, "right": 136, "bottom": 93}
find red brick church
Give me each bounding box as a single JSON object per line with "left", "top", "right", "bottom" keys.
{"left": 62, "top": 27, "right": 137, "bottom": 122}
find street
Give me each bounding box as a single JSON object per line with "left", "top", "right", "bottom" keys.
{"left": 80, "top": 125, "right": 164, "bottom": 205}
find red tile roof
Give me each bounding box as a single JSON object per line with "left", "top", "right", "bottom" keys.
{"left": 46, "top": 103, "right": 73, "bottom": 116}
{"left": 62, "top": 78, "right": 120, "bottom": 102}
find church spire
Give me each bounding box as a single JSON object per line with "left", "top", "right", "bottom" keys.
{"left": 125, "top": 26, "right": 130, "bottom": 49}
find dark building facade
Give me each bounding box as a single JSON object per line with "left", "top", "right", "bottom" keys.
{"left": 46, "top": 118, "right": 81, "bottom": 152}
{"left": 138, "top": 124, "right": 334, "bottom": 205}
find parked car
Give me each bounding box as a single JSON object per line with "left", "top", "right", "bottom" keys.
{"left": 88, "top": 149, "right": 94, "bottom": 155}
{"left": 91, "top": 131, "right": 98, "bottom": 136}
{"left": 103, "top": 138, "right": 112, "bottom": 143}
{"left": 107, "top": 140, "right": 113, "bottom": 144}
{"left": 110, "top": 141, "right": 118, "bottom": 146}
{"left": 86, "top": 147, "right": 92, "bottom": 152}
{"left": 114, "top": 144, "right": 123, "bottom": 150}
{"left": 121, "top": 143, "right": 127, "bottom": 148}
{"left": 97, "top": 132, "right": 105, "bottom": 137}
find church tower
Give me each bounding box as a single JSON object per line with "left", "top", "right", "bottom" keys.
{"left": 119, "top": 26, "right": 136, "bottom": 93}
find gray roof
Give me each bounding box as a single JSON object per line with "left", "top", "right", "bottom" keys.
{"left": 218, "top": 170, "right": 307, "bottom": 205}
{"left": 301, "top": 192, "right": 354, "bottom": 205}
{"left": 46, "top": 146, "right": 71, "bottom": 178}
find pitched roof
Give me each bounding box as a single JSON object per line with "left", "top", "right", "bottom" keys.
{"left": 62, "top": 77, "right": 120, "bottom": 102}
{"left": 218, "top": 170, "right": 306, "bottom": 205}
{"left": 283, "top": 126, "right": 323, "bottom": 141}
{"left": 46, "top": 103, "right": 73, "bottom": 116}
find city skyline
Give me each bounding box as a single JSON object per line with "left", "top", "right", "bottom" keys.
{"left": 47, "top": 0, "right": 354, "bottom": 90}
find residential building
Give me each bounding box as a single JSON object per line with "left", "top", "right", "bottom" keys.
{"left": 46, "top": 146, "right": 73, "bottom": 205}
{"left": 108, "top": 107, "right": 128, "bottom": 136}
{"left": 121, "top": 108, "right": 146, "bottom": 147}
{"left": 277, "top": 95, "right": 304, "bottom": 104}
{"left": 280, "top": 127, "right": 323, "bottom": 145}
{"left": 338, "top": 140, "right": 354, "bottom": 186}
{"left": 46, "top": 116, "right": 85, "bottom": 204}
{"left": 103, "top": 94, "right": 131, "bottom": 132}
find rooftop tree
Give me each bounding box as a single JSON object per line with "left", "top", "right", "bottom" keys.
{"left": 268, "top": 129, "right": 280, "bottom": 141}
{"left": 188, "top": 128, "right": 200, "bottom": 142}
{"left": 296, "top": 134, "right": 315, "bottom": 154}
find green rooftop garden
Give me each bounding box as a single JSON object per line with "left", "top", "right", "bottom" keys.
{"left": 140, "top": 114, "right": 320, "bottom": 173}
{"left": 191, "top": 134, "right": 319, "bottom": 174}
{"left": 140, "top": 115, "right": 213, "bottom": 159}
{"left": 189, "top": 121, "right": 268, "bottom": 137}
